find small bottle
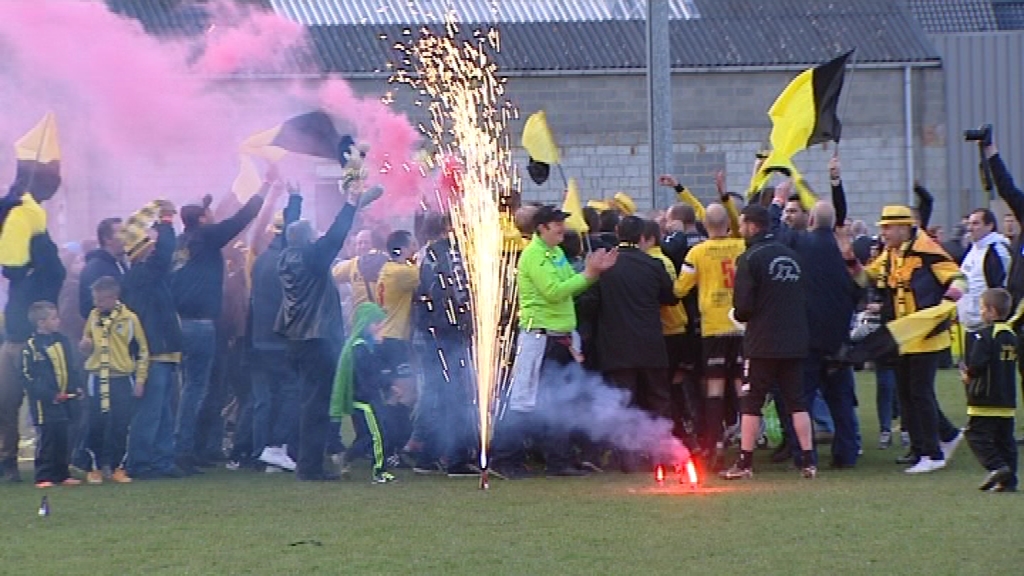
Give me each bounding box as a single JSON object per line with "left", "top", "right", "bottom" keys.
{"left": 38, "top": 496, "right": 49, "bottom": 517}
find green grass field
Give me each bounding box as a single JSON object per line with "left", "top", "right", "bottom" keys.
{"left": 3, "top": 370, "right": 1023, "bottom": 575}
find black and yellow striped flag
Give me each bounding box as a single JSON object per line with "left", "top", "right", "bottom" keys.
{"left": 522, "top": 110, "right": 560, "bottom": 185}
{"left": 748, "top": 50, "right": 853, "bottom": 201}
{"left": 842, "top": 301, "right": 956, "bottom": 364}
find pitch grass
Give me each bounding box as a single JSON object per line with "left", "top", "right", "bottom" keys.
{"left": 3, "top": 371, "right": 1023, "bottom": 575}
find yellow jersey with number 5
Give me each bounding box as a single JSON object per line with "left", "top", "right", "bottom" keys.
{"left": 674, "top": 237, "right": 746, "bottom": 337}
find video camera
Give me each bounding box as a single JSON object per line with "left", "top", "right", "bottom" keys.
{"left": 964, "top": 123, "right": 994, "bottom": 192}
{"left": 964, "top": 123, "right": 993, "bottom": 146}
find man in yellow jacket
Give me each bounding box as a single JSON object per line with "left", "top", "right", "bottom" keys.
{"left": 866, "top": 205, "right": 967, "bottom": 474}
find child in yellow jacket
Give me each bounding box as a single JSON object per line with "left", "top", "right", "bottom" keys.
{"left": 80, "top": 276, "right": 149, "bottom": 484}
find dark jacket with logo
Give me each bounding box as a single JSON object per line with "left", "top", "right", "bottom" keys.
{"left": 965, "top": 322, "right": 1018, "bottom": 412}
{"left": 578, "top": 245, "right": 676, "bottom": 371}
{"left": 21, "top": 331, "right": 80, "bottom": 426}
{"left": 78, "top": 249, "right": 127, "bottom": 319}
{"left": 733, "top": 232, "right": 808, "bottom": 359}
{"left": 275, "top": 204, "right": 355, "bottom": 345}
{"left": 121, "top": 222, "right": 181, "bottom": 357}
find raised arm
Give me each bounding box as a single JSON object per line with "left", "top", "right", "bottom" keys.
{"left": 985, "top": 144, "right": 1024, "bottom": 222}
{"left": 206, "top": 194, "right": 265, "bottom": 250}
{"left": 914, "top": 183, "right": 934, "bottom": 230}
{"left": 829, "top": 156, "right": 847, "bottom": 227}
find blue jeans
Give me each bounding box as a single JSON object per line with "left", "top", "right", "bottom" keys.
{"left": 811, "top": 390, "right": 834, "bottom": 434}
{"left": 175, "top": 320, "right": 216, "bottom": 459}
{"left": 251, "top": 349, "right": 299, "bottom": 456}
{"left": 875, "top": 367, "right": 897, "bottom": 433}
{"left": 803, "top": 351, "right": 858, "bottom": 467}
{"left": 127, "top": 361, "right": 177, "bottom": 475}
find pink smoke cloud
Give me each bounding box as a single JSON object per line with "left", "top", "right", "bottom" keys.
{"left": 0, "top": 0, "right": 431, "bottom": 243}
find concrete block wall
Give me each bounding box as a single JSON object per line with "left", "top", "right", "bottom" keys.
{"left": 49, "top": 67, "right": 949, "bottom": 245}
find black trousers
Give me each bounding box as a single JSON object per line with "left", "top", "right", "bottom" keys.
{"left": 491, "top": 336, "right": 575, "bottom": 471}
{"left": 35, "top": 421, "right": 70, "bottom": 483}
{"left": 895, "top": 352, "right": 959, "bottom": 459}
{"left": 605, "top": 367, "right": 672, "bottom": 422}
{"left": 966, "top": 416, "right": 1018, "bottom": 488}
{"left": 287, "top": 338, "right": 339, "bottom": 479}
{"left": 87, "top": 376, "right": 134, "bottom": 470}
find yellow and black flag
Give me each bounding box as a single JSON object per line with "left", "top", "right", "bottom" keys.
{"left": 748, "top": 50, "right": 853, "bottom": 202}
{"left": 241, "top": 110, "right": 357, "bottom": 166}
{"left": 1, "top": 112, "right": 61, "bottom": 267}
{"left": 522, "top": 110, "right": 560, "bottom": 185}
{"left": 841, "top": 301, "right": 956, "bottom": 364}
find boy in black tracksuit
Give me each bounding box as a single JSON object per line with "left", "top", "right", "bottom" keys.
{"left": 961, "top": 287, "right": 1018, "bottom": 492}
{"left": 21, "top": 301, "right": 83, "bottom": 487}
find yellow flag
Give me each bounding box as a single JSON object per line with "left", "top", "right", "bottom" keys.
{"left": 15, "top": 112, "right": 61, "bottom": 163}
{"left": 240, "top": 126, "right": 288, "bottom": 163}
{"left": 522, "top": 111, "right": 560, "bottom": 165}
{"left": 231, "top": 154, "right": 263, "bottom": 202}
{"left": 562, "top": 178, "right": 589, "bottom": 233}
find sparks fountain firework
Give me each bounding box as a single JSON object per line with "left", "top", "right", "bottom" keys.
{"left": 397, "top": 15, "right": 519, "bottom": 489}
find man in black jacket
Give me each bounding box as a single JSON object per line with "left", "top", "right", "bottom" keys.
{"left": 724, "top": 205, "right": 816, "bottom": 480}
{"left": 985, "top": 132, "right": 1024, "bottom": 444}
{"left": 120, "top": 201, "right": 184, "bottom": 479}
{"left": 171, "top": 187, "right": 266, "bottom": 471}
{"left": 276, "top": 184, "right": 373, "bottom": 481}
{"left": 78, "top": 217, "right": 126, "bottom": 318}
{"left": 579, "top": 216, "right": 677, "bottom": 465}
{"left": 771, "top": 162, "right": 864, "bottom": 469}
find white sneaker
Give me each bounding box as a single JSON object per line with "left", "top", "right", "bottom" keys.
{"left": 940, "top": 430, "right": 964, "bottom": 462}
{"left": 258, "top": 446, "right": 297, "bottom": 472}
{"left": 904, "top": 456, "right": 946, "bottom": 474}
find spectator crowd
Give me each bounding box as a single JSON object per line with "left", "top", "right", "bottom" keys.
{"left": 1, "top": 130, "right": 1020, "bottom": 494}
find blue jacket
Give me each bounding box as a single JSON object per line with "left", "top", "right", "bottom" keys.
{"left": 771, "top": 204, "right": 863, "bottom": 355}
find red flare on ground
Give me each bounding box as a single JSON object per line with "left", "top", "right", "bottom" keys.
{"left": 655, "top": 464, "right": 665, "bottom": 484}
{"left": 686, "top": 460, "right": 699, "bottom": 486}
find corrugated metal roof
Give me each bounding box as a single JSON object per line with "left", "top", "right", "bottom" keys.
{"left": 104, "top": 0, "right": 938, "bottom": 71}
{"left": 903, "top": 0, "right": 999, "bottom": 33}
{"left": 993, "top": 1, "right": 1024, "bottom": 29}
{"left": 268, "top": 0, "right": 700, "bottom": 25}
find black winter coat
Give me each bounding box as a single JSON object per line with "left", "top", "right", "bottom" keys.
{"left": 578, "top": 246, "right": 676, "bottom": 371}
{"left": 250, "top": 194, "right": 301, "bottom": 351}
{"left": 733, "top": 232, "right": 808, "bottom": 359}
{"left": 965, "top": 323, "right": 1018, "bottom": 411}
{"left": 990, "top": 154, "right": 1024, "bottom": 307}
{"left": 121, "top": 222, "right": 181, "bottom": 357}
{"left": 3, "top": 232, "right": 66, "bottom": 342}
{"left": 275, "top": 204, "right": 355, "bottom": 345}
{"left": 21, "top": 331, "right": 81, "bottom": 425}
{"left": 171, "top": 195, "right": 263, "bottom": 321}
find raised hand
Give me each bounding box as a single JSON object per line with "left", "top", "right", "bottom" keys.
{"left": 657, "top": 175, "right": 679, "bottom": 188}
{"left": 829, "top": 155, "right": 841, "bottom": 181}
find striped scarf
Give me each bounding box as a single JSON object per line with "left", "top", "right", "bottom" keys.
{"left": 94, "top": 303, "right": 124, "bottom": 412}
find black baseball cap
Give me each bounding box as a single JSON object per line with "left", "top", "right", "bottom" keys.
{"left": 533, "top": 204, "right": 571, "bottom": 228}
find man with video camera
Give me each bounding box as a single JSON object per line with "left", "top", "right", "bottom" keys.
{"left": 975, "top": 124, "right": 1024, "bottom": 445}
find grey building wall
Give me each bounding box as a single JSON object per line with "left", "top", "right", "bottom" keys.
{"left": 55, "top": 67, "right": 947, "bottom": 244}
